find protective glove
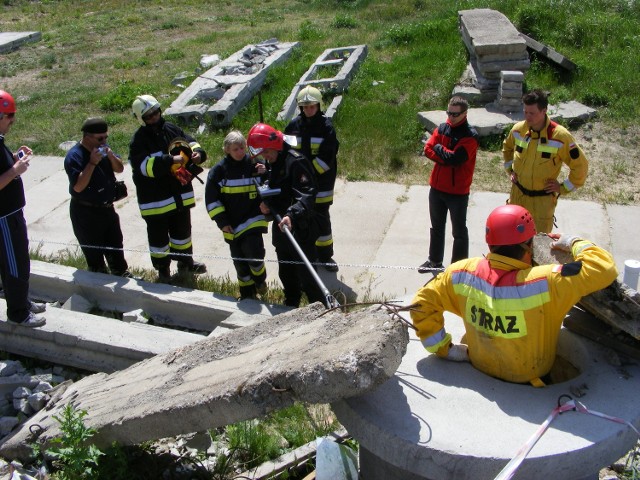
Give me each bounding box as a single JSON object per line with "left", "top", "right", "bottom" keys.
{"left": 446, "top": 344, "right": 469, "bottom": 362}
{"left": 551, "top": 234, "right": 582, "bottom": 252}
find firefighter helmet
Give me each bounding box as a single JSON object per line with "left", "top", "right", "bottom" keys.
{"left": 168, "top": 138, "right": 193, "bottom": 165}
{"left": 247, "top": 123, "right": 284, "bottom": 157}
{"left": 485, "top": 205, "right": 536, "bottom": 246}
{"left": 0, "top": 90, "right": 16, "bottom": 115}
{"left": 132, "top": 95, "right": 161, "bottom": 124}
{"left": 296, "top": 86, "right": 323, "bottom": 108}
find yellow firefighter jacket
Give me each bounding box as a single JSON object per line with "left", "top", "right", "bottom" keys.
{"left": 503, "top": 117, "right": 588, "bottom": 233}
{"left": 410, "top": 240, "right": 617, "bottom": 384}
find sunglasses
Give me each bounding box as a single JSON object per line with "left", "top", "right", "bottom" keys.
{"left": 1, "top": 113, "right": 16, "bottom": 119}
{"left": 92, "top": 134, "right": 108, "bottom": 142}
{"left": 446, "top": 111, "right": 465, "bottom": 118}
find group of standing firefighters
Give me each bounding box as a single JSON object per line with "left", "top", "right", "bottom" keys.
{"left": 1, "top": 86, "right": 619, "bottom": 388}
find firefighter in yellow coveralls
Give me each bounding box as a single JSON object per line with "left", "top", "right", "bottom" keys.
{"left": 503, "top": 89, "right": 589, "bottom": 233}
{"left": 410, "top": 204, "right": 617, "bottom": 386}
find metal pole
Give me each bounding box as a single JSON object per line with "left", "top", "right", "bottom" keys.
{"left": 253, "top": 178, "right": 338, "bottom": 309}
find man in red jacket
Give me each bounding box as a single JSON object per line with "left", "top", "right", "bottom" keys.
{"left": 418, "top": 96, "right": 479, "bottom": 273}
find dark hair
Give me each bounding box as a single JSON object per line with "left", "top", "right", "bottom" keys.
{"left": 489, "top": 239, "right": 532, "bottom": 260}
{"left": 449, "top": 96, "right": 469, "bottom": 112}
{"left": 522, "top": 89, "right": 549, "bottom": 110}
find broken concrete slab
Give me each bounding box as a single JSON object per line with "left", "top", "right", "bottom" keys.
{"left": 0, "top": 32, "right": 42, "bottom": 54}
{"left": 28, "top": 260, "right": 289, "bottom": 332}
{"left": 520, "top": 33, "right": 577, "bottom": 71}
{"left": 0, "top": 304, "right": 408, "bottom": 460}
{"left": 0, "top": 299, "right": 204, "bottom": 373}
{"left": 277, "top": 45, "right": 368, "bottom": 122}
{"left": 417, "top": 101, "right": 597, "bottom": 137}
{"left": 165, "top": 39, "right": 298, "bottom": 126}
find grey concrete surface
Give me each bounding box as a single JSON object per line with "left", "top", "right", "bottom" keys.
{"left": 19, "top": 155, "right": 640, "bottom": 304}
{"left": 418, "top": 101, "right": 596, "bottom": 137}
{"left": 332, "top": 303, "right": 640, "bottom": 480}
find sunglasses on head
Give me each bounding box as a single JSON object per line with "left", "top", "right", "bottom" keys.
{"left": 446, "top": 111, "right": 465, "bottom": 118}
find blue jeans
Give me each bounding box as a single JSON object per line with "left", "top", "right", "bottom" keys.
{"left": 428, "top": 187, "right": 469, "bottom": 265}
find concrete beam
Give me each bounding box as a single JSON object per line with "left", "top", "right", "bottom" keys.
{"left": 28, "top": 260, "right": 289, "bottom": 332}
{"left": 277, "top": 45, "right": 368, "bottom": 122}
{"left": 0, "top": 32, "right": 42, "bottom": 54}
{"left": 0, "top": 304, "right": 409, "bottom": 460}
{"left": 520, "top": 33, "right": 577, "bottom": 71}
{"left": 0, "top": 300, "right": 203, "bottom": 373}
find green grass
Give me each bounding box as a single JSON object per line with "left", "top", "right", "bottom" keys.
{"left": 1, "top": 0, "right": 638, "bottom": 198}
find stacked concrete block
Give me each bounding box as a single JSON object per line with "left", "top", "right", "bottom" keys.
{"left": 454, "top": 9, "right": 529, "bottom": 106}
{"left": 496, "top": 70, "right": 524, "bottom": 112}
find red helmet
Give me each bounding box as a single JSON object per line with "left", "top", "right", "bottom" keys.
{"left": 0, "top": 90, "right": 17, "bottom": 115}
{"left": 485, "top": 205, "right": 536, "bottom": 246}
{"left": 247, "top": 123, "right": 283, "bottom": 157}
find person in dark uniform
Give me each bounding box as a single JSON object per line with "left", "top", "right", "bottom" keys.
{"left": 129, "top": 94, "right": 208, "bottom": 282}
{"left": 64, "top": 117, "right": 132, "bottom": 277}
{"left": 205, "top": 130, "right": 268, "bottom": 300}
{"left": 0, "top": 89, "right": 46, "bottom": 327}
{"left": 284, "top": 86, "right": 340, "bottom": 272}
{"left": 246, "top": 123, "right": 324, "bottom": 307}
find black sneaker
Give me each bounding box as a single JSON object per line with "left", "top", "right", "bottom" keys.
{"left": 321, "top": 258, "right": 339, "bottom": 272}
{"left": 177, "top": 261, "right": 207, "bottom": 274}
{"left": 11, "top": 312, "right": 46, "bottom": 328}
{"left": 418, "top": 260, "right": 444, "bottom": 274}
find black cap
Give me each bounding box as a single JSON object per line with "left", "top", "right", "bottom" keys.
{"left": 81, "top": 117, "right": 108, "bottom": 134}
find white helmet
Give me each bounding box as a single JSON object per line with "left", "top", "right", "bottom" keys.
{"left": 296, "top": 86, "right": 323, "bottom": 108}
{"left": 132, "top": 95, "right": 161, "bottom": 124}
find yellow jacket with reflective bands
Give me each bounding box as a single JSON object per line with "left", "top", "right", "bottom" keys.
{"left": 503, "top": 116, "right": 588, "bottom": 194}
{"left": 410, "top": 240, "right": 617, "bottom": 384}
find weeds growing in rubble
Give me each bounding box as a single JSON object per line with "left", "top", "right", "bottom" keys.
{"left": 41, "top": 404, "right": 104, "bottom": 479}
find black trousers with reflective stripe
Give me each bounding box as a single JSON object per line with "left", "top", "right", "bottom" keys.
{"left": 229, "top": 232, "right": 266, "bottom": 298}
{"left": 0, "top": 211, "right": 31, "bottom": 322}
{"left": 143, "top": 209, "right": 194, "bottom": 270}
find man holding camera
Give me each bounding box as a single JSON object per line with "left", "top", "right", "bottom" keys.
{"left": 64, "top": 117, "right": 132, "bottom": 277}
